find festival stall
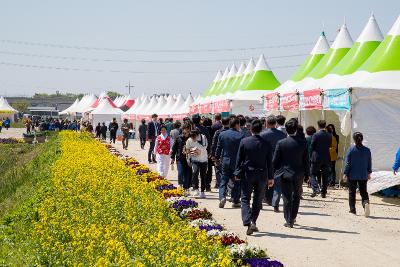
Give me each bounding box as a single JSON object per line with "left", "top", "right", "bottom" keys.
{"left": 0, "top": 96, "right": 18, "bottom": 121}
{"left": 90, "top": 98, "right": 123, "bottom": 127}
{"left": 265, "top": 14, "right": 400, "bottom": 190}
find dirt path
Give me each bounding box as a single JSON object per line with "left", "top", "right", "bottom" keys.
{"left": 0, "top": 128, "right": 25, "bottom": 139}
{"left": 113, "top": 139, "right": 400, "bottom": 267}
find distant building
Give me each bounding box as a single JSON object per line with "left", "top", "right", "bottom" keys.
{"left": 28, "top": 106, "right": 59, "bottom": 117}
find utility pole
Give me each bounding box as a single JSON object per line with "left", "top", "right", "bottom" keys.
{"left": 125, "top": 81, "right": 134, "bottom": 95}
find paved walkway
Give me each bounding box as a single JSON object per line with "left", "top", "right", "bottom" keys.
{"left": 0, "top": 128, "right": 25, "bottom": 139}
{"left": 113, "top": 139, "right": 400, "bottom": 267}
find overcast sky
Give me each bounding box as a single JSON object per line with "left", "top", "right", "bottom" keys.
{"left": 0, "top": 0, "right": 399, "bottom": 97}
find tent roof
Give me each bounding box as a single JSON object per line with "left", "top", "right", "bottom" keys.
{"left": 74, "top": 94, "right": 97, "bottom": 113}
{"left": 310, "top": 31, "right": 330, "bottom": 55}
{"left": 60, "top": 98, "right": 79, "bottom": 115}
{"left": 0, "top": 96, "right": 18, "bottom": 113}
{"left": 241, "top": 54, "right": 280, "bottom": 91}
{"left": 91, "top": 98, "right": 123, "bottom": 115}
{"left": 357, "top": 14, "right": 384, "bottom": 42}
{"left": 331, "top": 23, "right": 353, "bottom": 49}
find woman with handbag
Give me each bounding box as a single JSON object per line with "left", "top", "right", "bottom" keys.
{"left": 154, "top": 125, "right": 172, "bottom": 178}
{"left": 185, "top": 129, "right": 208, "bottom": 198}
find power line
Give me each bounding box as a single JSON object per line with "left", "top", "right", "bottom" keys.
{"left": 0, "top": 50, "right": 308, "bottom": 63}
{"left": 0, "top": 39, "right": 316, "bottom": 53}
{"left": 0, "top": 61, "right": 300, "bottom": 73}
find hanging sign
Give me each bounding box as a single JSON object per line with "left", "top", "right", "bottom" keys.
{"left": 281, "top": 92, "right": 299, "bottom": 111}
{"left": 200, "top": 103, "right": 212, "bottom": 114}
{"left": 264, "top": 92, "right": 279, "bottom": 111}
{"left": 323, "top": 88, "right": 351, "bottom": 110}
{"left": 213, "top": 100, "right": 230, "bottom": 113}
{"left": 300, "top": 89, "right": 322, "bottom": 110}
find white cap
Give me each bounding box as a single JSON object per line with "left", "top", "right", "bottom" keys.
{"left": 254, "top": 54, "right": 271, "bottom": 71}
{"left": 310, "top": 31, "right": 330, "bottom": 54}
{"left": 244, "top": 58, "right": 255, "bottom": 74}
{"left": 331, "top": 23, "right": 353, "bottom": 49}
{"left": 357, "top": 14, "right": 384, "bottom": 42}
{"left": 388, "top": 15, "right": 400, "bottom": 36}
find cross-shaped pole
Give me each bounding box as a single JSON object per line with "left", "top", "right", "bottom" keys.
{"left": 125, "top": 81, "right": 134, "bottom": 95}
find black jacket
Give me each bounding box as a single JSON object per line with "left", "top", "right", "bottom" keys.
{"left": 273, "top": 135, "right": 310, "bottom": 179}
{"left": 138, "top": 124, "right": 147, "bottom": 138}
{"left": 170, "top": 135, "right": 188, "bottom": 162}
{"left": 311, "top": 130, "right": 332, "bottom": 164}
{"left": 261, "top": 128, "right": 287, "bottom": 153}
{"left": 147, "top": 121, "right": 160, "bottom": 139}
{"left": 234, "top": 134, "right": 273, "bottom": 181}
{"left": 109, "top": 122, "right": 118, "bottom": 133}
{"left": 211, "top": 126, "right": 229, "bottom": 157}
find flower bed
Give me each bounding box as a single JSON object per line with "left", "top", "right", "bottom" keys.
{"left": 0, "top": 137, "right": 24, "bottom": 144}
{"left": 109, "top": 136, "right": 284, "bottom": 267}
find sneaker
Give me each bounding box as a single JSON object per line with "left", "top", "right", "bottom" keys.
{"left": 284, "top": 222, "right": 293, "bottom": 228}
{"left": 246, "top": 225, "right": 254, "bottom": 236}
{"left": 250, "top": 222, "right": 259, "bottom": 232}
{"left": 364, "top": 202, "right": 370, "bottom": 217}
{"left": 232, "top": 203, "right": 241, "bottom": 208}
{"left": 199, "top": 192, "right": 206, "bottom": 198}
{"left": 192, "top": 190, "right": 200, "bottom": 197}
{"left": 219, "top": 198, "right": 226, "bottom": 208}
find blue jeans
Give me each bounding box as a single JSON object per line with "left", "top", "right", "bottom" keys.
{"left": 214, "top": 164, "right": 222, "bottom": 186}
{"left": 272, "top": 176, "right": 282, "bottom": 207}
{"left": 219, "top": 166, "right": 241, "bottom": 203}
{"left": 177, "top": 160, "right": 191, "bottom": 189}
{"left": 240, "top": 171, "right": 266, "bottom": 225}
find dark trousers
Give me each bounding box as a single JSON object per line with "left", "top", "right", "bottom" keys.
{"left": 348, "top": 179, "right": 369, "bottom": 212}
{"left": 122, "top": 134, "right": 129, "bottom": 148}
{"left": 219, "top": 166, "right": 241, "bottom": 203}
{"left": 140, "top": 137, "right": 146, "bottom": 149}
{"left": 240, "top": 171, "right": 267, "bottom": 226}
{"left": 110, "top": 131, "right": 116, "bottom": 144}
{"left": 281, "top": 176, "right": 303, "bottom": 225}
{"left": 330, "top": 161, "right": 336, "bottom": 185}
{"left": 101, "top": 132, "right": 106, "bottom": 140}
{"left": 192, "top": 161, "right": 208, "bottom": 192}
{"left": 206, "top": 158, "right": 213, "bottom": 189}
{"left": 95, "top": 132, "right": 101, "bottom": 138}
{"left": 272, "top": 176, "right": 282, "bottom": 207}
{"left": 148, "top": 138, "right": 156, "bottom": 162}
{"left": 214, "top": 164, "right": 222, "bottom": 187}
{"left": 177, "top": 159, "right": 191, "bottom": 189}
{"left": 310, "top": 162, "right": 331, "bottom": 194}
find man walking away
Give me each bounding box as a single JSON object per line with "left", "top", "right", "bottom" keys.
{"left": 310, "top": 120, "right": 332, "bottom": 198}
{"left": 108, "top": 118, "right": 119, "bottom": 144}
{"left": 261, "top": 115, "right": 287, "bottom": 212}
{"left": 212, "top": 113, "right": 223, "bottom": 133}
{"left": 273, "top": 118, "right": 309, "bottom": 228}
{"left": 147, "top": 114, "right": 160, "bottom": 163}
{"left": 276, "top": 115, "right": 287, "bottom": 135}
{"left": 215, "top": 117, "right": 244, "bottom": 208}
{"left": 100, "top": 122, "right": 107, "bottom": 140}
{"left": 211, "top": 117, "right": 230, "bottom": 188}
{"left": 234, "top": 119, "right": 274, "bottom": 235}
{"left": 121, "top": 118, "right": 130, "bottom": 150}
{"left": 138, "top": 119, "right": 147, "bottom": 149}
{"left": 95, "top": 123, "right": 101, "bottom": 139}
{"left": 238, "top": 115, "right": 251, "bottom": 137}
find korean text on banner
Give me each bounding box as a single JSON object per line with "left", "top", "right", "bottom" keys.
{"left": 281, "top": 92, "right": 299, "bottom": 111}
{"left": 323, "top": 88, "right": 351, "bottom": 110}
{"left": 200, "top": 103, "right": 212, "bottom": 114}
{"left": 190, "top": 104, "right": 199, "bottom": 114}
{"left": 264, "top": 93, "right": 279, "bottom": 111}
{"left": 213, "top": 100, "right": 230, "bottom": 113}
{"left": 300, "top": 89, "right": 322, "bottom": 110}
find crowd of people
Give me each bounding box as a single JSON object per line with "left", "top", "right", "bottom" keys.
{"left": 136, "top": 113, "right": 374, "bottom": 235}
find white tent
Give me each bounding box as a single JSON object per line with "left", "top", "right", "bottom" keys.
{"left": 59, "top": 98, "right": 79, "bottom": 115}
{"left": 159, "top": 94, "right": 177, "bottom": 118}
{"left": 137, "top": 96, "right": 158, "bottom": 119}
{"left": 169, "top": 94, "right": 185, "bottom": 117}
{"left": 152, "top": 96, "right": 167, "bottom": 115}
{"left": 0, "top": 96, "right": 18, "bottom": 121}
{"left": 74, "top": 94, "right": 97, "bottom": 114}
{"left": 176, "top": 94, "right": 194, "bottom": 118}
{"left": 90, "top": 98, "right": 122, "bottom": 127}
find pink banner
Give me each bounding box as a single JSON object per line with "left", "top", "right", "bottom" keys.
{"left": 303, "top": 89, "right": 322, "bottom": 110}
{"left": 213, "top": 100, "right": 230, "bottom": 113}
{"left": 264, "top": 93, "right": 279, "bottom": 111}
{"left": 281, "top": 93, "right": 299, "bottom": 111}
{"left": 189, "top": 104, "right": 199, "bottom": 114}
{"left": 200, "top": 103, "right": 212, "bottom": 114}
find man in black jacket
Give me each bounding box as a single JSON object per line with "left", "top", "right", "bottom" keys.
{"left": 171, "top": 124, "right": 191, "bottom": 193}
{"left": 234, "top": 119, "right": 274, "bottom": 235}
{"left": 310, "top": 120, "right": 332, "bottom": 198}
{"left": 273, "top": 119, "right": 309, "bottom": 228}
{"left": 211, "top": 117, "right": 230, "bottom": 188}
{"left": 108, "top": 118, "right": 118, "bottom": 144}
{"left": 261, "top": 115, "right": 287, "bottom": 212}
{"left": 147, "top": 114, "right": 160, "bottom": 163}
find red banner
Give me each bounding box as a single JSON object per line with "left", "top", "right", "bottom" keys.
{"left": 281, "top": 93, "right": 299, "bottom": 111}
{"left": 213, "top": 100, "right": 230, "bottom": 113}
{"left": 199, "top": 103, "right": 212, "bottom": 114}
{"left": 189, "top": 104, "right": 199, "bottom": 114}
{"left": 264, "top": 93, "right": 279, "bottom": 111}
{"left": 302, "top": 89, "right": 322, "bottom": 110}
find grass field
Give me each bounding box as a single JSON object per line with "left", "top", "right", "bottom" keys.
{"left": 0, "top": 136, "right": 60, "bottom": 265}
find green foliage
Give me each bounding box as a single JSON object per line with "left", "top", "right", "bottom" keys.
{"left": 0, "top": 136, "right": 61, "bottom": 266}
{"left": 107, "top": 91, "right": 122, "bottom": 99}
{"left": 10, "top": 101, "right": 29, "bottom": 113}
